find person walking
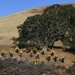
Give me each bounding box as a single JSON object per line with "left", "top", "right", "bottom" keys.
{"left": 1, "top": 49, "right": 6, "bottom": 57}
{"left": 46, "top": 55, "right": 51, "bottom": 61}
{"left": 29, "top": 50, "right": 33, "bottom": 57}
{"left": 19, "top": 49, "right": 23, "bottom": 58}
{"left": 51, "top": 49, "right": 55, "bottom": 56}
{"left": 15, "top": 46, "right": 19, "bottom": 53}
{"left": 33, "top": 58, "right": 37, "bottom": 65}
{"left": 36, "top": 52, "right": 40, "bottom": 59}
{"left": 61, "top": 54, "right": 65, "bottom": 63}
{"left": 41, "top": 50, "right": 45, "bottom": 55}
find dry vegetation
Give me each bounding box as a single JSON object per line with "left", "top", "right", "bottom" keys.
{"left": 0, "top": 3, "right": 75, "bottom": 75}
{"left": 0, "top": 3, "right": 75, "bottom": 49}
{"left": 0, "top": 6, "right": 47, "bottom": 49}
{"left": 0, "top": 50, "right": 75, "bottom": 75}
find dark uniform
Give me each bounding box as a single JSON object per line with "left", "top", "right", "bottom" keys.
{"left": 1, "top": 50, "right": 6, "bottom": 57}
{"left": 33, "top": 58, "right": 37, "bottom": 64}
{"left": 15, "top": 47, "right": 19, "bottom": 53}
{"left": 41, "top": 50, "right": 45, "bottom": 55}
{"left": 33, "top": 47, "right": 37, "bottom": 54}
{"left": 29, "top": 50, "right": 33, "bottom": 57}
{"left": 19, "top": 49, "right": 23, "bottom": 58}
{"left": 51, "top": 49, "right": 55, "bottom": 56}
{"left": 46, "top": 55, "right": 51, "bottom": 61}
{"left": 54, "top": 54, "right": 57, "bottom": 62}
{"left": 36, "top": 52, "right": 40, "bottom": 59}
{"left": 61, "top": 54, "right": 64, "bottom": 63}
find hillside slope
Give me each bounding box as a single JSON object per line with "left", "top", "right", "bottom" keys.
{"left": 0, "top": 7, "right": 47, "bottom": 49}
{"left": 0, "top": 3, "right": 75, "bottom": 49}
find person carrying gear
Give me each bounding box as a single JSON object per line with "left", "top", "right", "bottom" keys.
{"left": 61, "top": 54, "right": 64, "bottom": 63}
{"left": 33, "top": 58, "right": 37, "bottom": 64}
{"left": 51, "top": 49, "right": 55, "bottom": 56}
{"left": 41, "top": 50, "right": 45, "bottom": 55}
{"left": 33, "top": 47, "right": 37, "bottom": 54}
{"left": 9, "top": 48, "right": 13, "bottom": 57}
{"left": 15, "top": 46, "right": 19, "bottom": 53}
{"left": 19, "top": 49, "right": 23, "bottom": 58}
{"left": 36, "top": 52, "right": 40, "bottom": 59}
{"left": 54, "top": 53, "right": 57, "bottom": 62}
{"left": 46, "top": 55, "right": 51, "bottom": 61}
{"left": 29, "top": 50, "right": 33, "bottom": 57}
{"left": 1, "top": 49, "right": 6, "bottom": 57}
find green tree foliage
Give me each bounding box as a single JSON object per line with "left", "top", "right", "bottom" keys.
{"left": 43, "top": 4, "right": 75, "bottom": 48}
{"left": 13, "top": 4, "right": 75, "bottom": 50}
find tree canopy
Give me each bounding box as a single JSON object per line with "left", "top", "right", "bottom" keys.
{"left": 13, "top": 4, "right": 75, "bottom": 50}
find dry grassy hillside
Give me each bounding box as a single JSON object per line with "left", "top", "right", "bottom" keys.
{"left": 0, "top": 4, "right": 75, "bottom": 75}
{"left": 0, "top": 7, "right": 47, "bottom": 49}
{"left": 0, "top": 3, "right": 75, "bottom": 49}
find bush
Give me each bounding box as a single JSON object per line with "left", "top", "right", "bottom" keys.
{"left": 68, "top": 64, "right": 75, "bottom": 75}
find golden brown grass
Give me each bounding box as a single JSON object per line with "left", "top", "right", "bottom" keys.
{"left": 0, "top": 3, "right": 75, "bottom": 49}
{"left": 0, "top": 7, "right": 47, "bottom": 49}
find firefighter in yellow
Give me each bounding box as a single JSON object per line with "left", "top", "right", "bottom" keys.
{"left": 33, "top": 47, "right": 37, "bottom": 54}
{"left": 15, "top": 46, "right": 19, "bottom": 53}
{"left": 41, "top": 50, "right": 45, "bottom": 55}
{"left": 61, "top": 54, "right": 65, "bottom": 63}
{"left": 51, "top": 49, "right": 55, "bottom": 56}
{"left": 19, "top": 49, "right": 23, "bottom": 58}
{"left": 33, "top": 58, "right": 37, "bottom": 64}
{"left": 29, "top": 49, "right": 33, "bottom": 57}
{"left": 1, "top": 49, "right": 6, "bottom": 57}
{"left": 36, "top": 51, "right": 40, "bottom": 59}
{"left": 9, "top": 48, "right": 13, "bottom": 57}
{"left": 46, "top": 55, "right": 51, "bottom": 61}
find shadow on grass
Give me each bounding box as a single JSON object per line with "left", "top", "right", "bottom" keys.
{"left": 48, "top": 46, "right": 64, "bottom": 49}
{"left": 49, "top": 46, "right": 75, "bottom": 54}
{"left": 64, "top": 48, "right": 75, "bottom": 54}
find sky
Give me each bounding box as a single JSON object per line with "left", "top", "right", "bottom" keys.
{"left": 0, "top": 0, "right": 75, "bottom": 18}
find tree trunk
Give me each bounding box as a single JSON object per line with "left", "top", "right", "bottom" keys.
{"left": 43, "top": 44, "right": 48, "bottom": 52}
{"left": 51, "top": 38, "right": 57, "bottom": 49}
{"left": 51, "top": 42, "right": 54, "bottom": 49}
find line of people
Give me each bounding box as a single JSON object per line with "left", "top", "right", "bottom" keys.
{"left": 30, "top": 48, "right": 65, "bottom": 64}
{"left": 0, "top": 47, "right": 74, "bottom": 65}
{"left": 0, "top": 47, "right": 23, "bottom": 59}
